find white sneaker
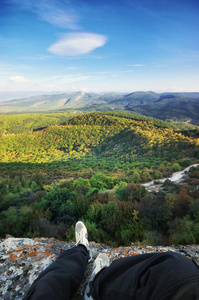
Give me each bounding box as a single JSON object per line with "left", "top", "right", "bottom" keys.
{"left": 91, "top": 253, "right": 110, "bottom": 279}
{"left": 84, "top": 253, "right": 110, "bottom": 300}
{"left": 75, "top": 221, "right": 92, "bottom": 260}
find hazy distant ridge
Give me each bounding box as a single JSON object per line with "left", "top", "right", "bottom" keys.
{"left": 0, "top": 91, "right": 199, "bottom": 124}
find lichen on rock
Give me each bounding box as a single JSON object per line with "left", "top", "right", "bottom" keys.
{"left": 0, "top": 237, "right": 199, "bottom": 299}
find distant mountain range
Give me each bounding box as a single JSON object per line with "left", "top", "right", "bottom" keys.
{"left": 0, "top": 91, "right": 199, "bottom": 124}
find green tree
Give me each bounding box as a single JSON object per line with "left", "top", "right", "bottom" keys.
{"left": 172, "top": 163, "right": 181, "bottom": 172}
{"left": 139, "top": 192, "right": 170, "bottom": 235}
{"left": 116, "top": 183, "right": 146, "bottom": 202}
{"left": 87, "top": 202, "right": 103, "bottom": 223}
{"left": 132, "top": 171, "right": 141, "bottom": 183}
{"left": 101, "top": 201, "right": 121, "bottom": 235}
{"left": 73, "top": 177, "right": 91, "bottom": 189}
{"left": 90, "top": 173, "right": 119, "bottom": 189}
{"left": 40, "top": 187, "right": 77, "bottom": 224}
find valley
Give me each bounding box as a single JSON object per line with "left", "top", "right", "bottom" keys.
{"left": 0, "top": 112, "right": 199, "bottom": 246}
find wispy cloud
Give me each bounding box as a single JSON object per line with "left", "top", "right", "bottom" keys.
{"left": 65, "top": 67, "right": 78, "bottom": 70}
{"left": 33, "top": 74, "right": 90, "bottom": 91}
{"left": 40, "top": 74, "right": 90, "bottom": 84}
{"left": 8, "top": 0, "right": 79, "bottom": 29}
{"left": 0, "top": 36, "right": 28, "bottom": 48}
{"left": 48, "top": 33, "right": 108, "bottom": 56}
{"left": 9, "top": 75, "right": 28, "bottom": 82}
{"left": 128, "top": 64, "right": 145, "bottom": 67}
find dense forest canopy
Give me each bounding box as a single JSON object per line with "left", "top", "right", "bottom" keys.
{"left": 0, "top": 111, "right": 198, "bottom": 245}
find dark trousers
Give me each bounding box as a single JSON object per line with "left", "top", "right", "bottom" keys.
{"left": 92, "top": 252, "right": 199, "bottom": 300}
{"left": 24, "top": 247, "right": 199, "bottom": 300}
{"left": 23, "top": 245, "right": 89, "bottom": 300}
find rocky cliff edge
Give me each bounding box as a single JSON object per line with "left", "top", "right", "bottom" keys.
{"left": 0, "top": 237, "right": 199, "bottom": 299}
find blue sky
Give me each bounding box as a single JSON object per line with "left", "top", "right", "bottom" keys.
{"left": 0, "top": 0, "right": 199, "bottom": 97}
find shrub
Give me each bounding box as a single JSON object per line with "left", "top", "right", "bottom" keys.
{"left": 101, "top": 201, "right": 121, "bottom": 235}
{"left": 119, "top": 225, "right": 134, "bottom": 246}
{"left": 116, "top": 183, "right": 146, "bottom": 202}
{"left": 115, "top": 182, "right": 127, "bottom": 200}
{"left": 143, "top": 230, "right": 164, "bottom": 245}
{"left": 36, "top": 187, "right": 78, "bottom": 224}
{"left": 84, "top": 221, "right": 104, "bottom": 242}
{"left": 73, "top": 177, "right": 91, "bottom": 189}
{"left": 171, "top": 163, "right": 181, "bottom": 172}
{"left": 31, "top": 218, "right": 58, "bottom": 238}
{"left": 86, "top": 202, "right": 103, "bottom": 223}
{"left": 0, "top": 206, "right": 35, "bottom": 238}
{"left": 132, "top": 171, "right": 141, "bottom": 183}
{"left": 169, "top": 218, "right": 199, "bottom": 244}
{"left": 139, "top": 192, "right": 170, "bottom": 235}
{"left": 90, "top": 173, "right": 119, "bottom": 189}
{"left": 74, "top": 195, "right": 90, "bottom": 216}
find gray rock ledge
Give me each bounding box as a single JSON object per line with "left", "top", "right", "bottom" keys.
{"left": 0, "top": 237, "right": 199, "bottom": 299}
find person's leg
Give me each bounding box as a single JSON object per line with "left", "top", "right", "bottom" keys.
{"left": 24, "top": 244, "right": 89, "bottom": 300}
{"left": 23, "top": 221, "right": 91, "bottom": 300}
{"left": 89, "top": 252, "right": 199, "bottom": 300}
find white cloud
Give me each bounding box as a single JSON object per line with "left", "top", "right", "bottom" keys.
{"left": 9, "top": 76, "right": 28, "bottom": 82}
{"left": 8, "top": 0, "right": 79, "bottom": 29}
{"left": 38, "top": 3, "right": 79, "bottom": 29}
{"left": 48, "top": 33, "right": 108, "bottom": 56}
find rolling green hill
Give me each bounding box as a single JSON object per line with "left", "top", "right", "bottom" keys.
{"left": 0, "top": 112, "right": 198, "bottom": 178}
{"left": 0, "top": 111, "right": 84, "bottom": 134}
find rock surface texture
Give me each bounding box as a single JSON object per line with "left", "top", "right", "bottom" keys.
{"left": 0, "top": 237, "right": 199, "bottom": 299}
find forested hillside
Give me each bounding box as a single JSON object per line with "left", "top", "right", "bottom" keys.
{"left": 0, "top": 111, "right": 83, "bottom": 134}
{"left": 1, "top": 112, "right": 198, "bottom": 165}
{"left": 0, "top": 112, "right": 199, "bottom": 245}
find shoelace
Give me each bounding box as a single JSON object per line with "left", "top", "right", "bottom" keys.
{"left": 77, "top": 229, "right": 84, "bottom": 241}
{"left": 99, "top": 259, "right": 104, "bottom": 268}
{"left": 77, "top": 229, "right": 88, "bottom": 244}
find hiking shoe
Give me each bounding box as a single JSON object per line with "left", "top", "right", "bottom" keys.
{"left": 75, "top": 221, "right": 92, "bottom": 261}
{"left": 84, "top": 253, "right": 110, "bottom": 300}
